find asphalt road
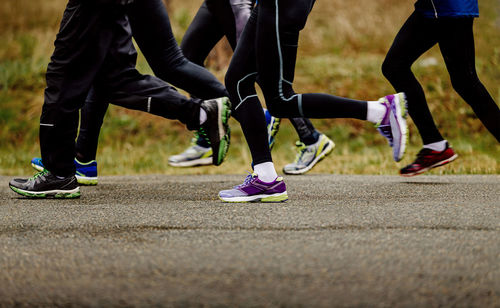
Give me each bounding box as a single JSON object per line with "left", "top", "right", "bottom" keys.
{"left": 1, "top": 174, "right": 499, "bottom": 307}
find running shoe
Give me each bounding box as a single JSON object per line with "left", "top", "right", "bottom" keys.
{"left": 400, "top": 143, "right": 458, "bottom": 176}
{"left": 375, "top": 93, "right": 408, "bottom": 162}
{"left": 9, "top": 169, "right": 80, "bottom": 199}
{"left": 199, "top": 97, "right": 231, "bottom": 166}
{"left": 219, "top": 173, "right": 288, "bottom": 203}
{"left": 168, "top": 133, "right": 213, "bottom": 167}
{"left": 283, "top": 134, "right": 335, "bottom": 175}
{"left": 264, "top": 108, "right": 281, "bottom": 150}
{"left": 31, "top": 157, "right": 98, "bottom": 186}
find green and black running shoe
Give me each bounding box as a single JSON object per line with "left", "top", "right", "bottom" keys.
{"left": 9, "top": 170, "right": 80, "bottom": 199}
{"left": 199, "top": 97, "right": 231, "bottom": 166}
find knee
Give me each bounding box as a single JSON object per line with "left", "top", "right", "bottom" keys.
{"left": 265, "top": 96, "right": 289, "bottom": 118}
{"left": 279, "top": 4, "right": 310, "bottom": 31}
{"left": 381, "top": 56, "right": 403, "bottom": 81}
{"left": 449, "top": 70, "right": 480, "bottom": 96}
{"left": 224, "top": 66, "right": 238, "bottom": 91}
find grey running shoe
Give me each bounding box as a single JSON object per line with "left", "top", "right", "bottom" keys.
{"left": 199, "top": 97, "right": 231, "bottom": 166}
{"left": 168, "top": 134, "right": 213, "bottom": 167}
{"left": 9, "top": 170, "right": 80, "bottom": 199}
{"left": 283, "top": 134, "right": 335, "bottom": 175}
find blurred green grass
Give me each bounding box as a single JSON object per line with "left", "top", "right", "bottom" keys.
{"left": 0, "top": 0, "right": 498, "bottom": 176}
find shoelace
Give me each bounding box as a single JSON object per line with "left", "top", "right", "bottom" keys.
{"left": 293, "top": 141, "right": 308, "bottom": 163}
{"left": 30, "top": 169, "right": 48, "bottom": 180}
{"left": 413, "top": 148, "right": 435, "bottom": 164}
{"left": 235, "top": 172, "right": 255, "bottom": 189}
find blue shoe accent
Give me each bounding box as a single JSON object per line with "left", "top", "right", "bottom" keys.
{"left": 31, "top": 157, "right": 45, "bottom": 172}
{"left": 264, "top": 108, "right": 281, "bottom": 150}
{"left": 74, "top": 159, "right": 98, "bottom": 186}
{"left": 30, "top": 157, "right": 98, "bottom": 186}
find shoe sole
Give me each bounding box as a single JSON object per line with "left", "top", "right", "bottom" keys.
{"left": 283, "top": 140, "right": 335, "bottom": 175}
{"left": 168, "top": 157, "right": 213, "bottom": 167}
{"left": 76, "top": 175, "right": 98, "bottom": 186}
{"left": 9, "top": 185, "right": 81, "bottom": 199}
{"left": 400, "top": 153, "right": 458, "bottom": 177}
{"left": 32, "top": 162, "right": 98, "bottom": 186}
{"left": 219, "top": 191, "right": 288, "bottom": 203}
{"left": 213, "top": 97, "right": 231, "bottom": 166}
{"left": 390, "top": 93, "right": 408, "bottom": 162}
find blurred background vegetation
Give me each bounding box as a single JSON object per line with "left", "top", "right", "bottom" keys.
{"left": 0, "top": 0, "right": 498, "bottom": 176}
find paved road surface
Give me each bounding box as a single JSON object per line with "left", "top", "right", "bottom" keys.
{"left": 1, "top": 175, "right": 499, "bottom": 307}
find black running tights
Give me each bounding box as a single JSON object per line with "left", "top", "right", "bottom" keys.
{"left": 382, "top": 11, "right": 500, "bottom": 144}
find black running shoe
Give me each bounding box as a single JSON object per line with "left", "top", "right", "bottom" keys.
{"left": 9, "top": 170, "right": 80, "bottom": 199}
{"left": 199, "top": 97, "right": 231, "bottom": 166}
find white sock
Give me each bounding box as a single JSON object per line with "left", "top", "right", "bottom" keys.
{"left": 199, "top": 108, "right": 207, "bottom": 125}
{"left": 254, "top": 162, "right": 278, "bottom": 183}
{"left": 424, "top": 140, "right": 447, "bottom": 152}
{"left": 366, "top": 101, "right": 387, "bottom": 124}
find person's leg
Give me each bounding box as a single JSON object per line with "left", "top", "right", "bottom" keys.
{"left": 181, "top": 1, "right": 227, "bottom": 66}
{"left": 228, "top": 0, "right": 255, "bottom": 43}
{"left": 97, "top": 14, "right": 230, "bottom": 166}
{"left": 438, "top": 18, "right": 500, "bottom": 142}
{"left": 255, "top": 0, "right": 368, "bottom": 120}
{"left": 127, "top": 0, "right": 228, "bottom": 99}
{"left": 382, "top": 11, "right": 444, "bottom": 145}
{"left": 254, "top": 0, "right": 407, "bottom": 161}
{"left": 289, "top": 118, "right": 319, "bottom": 145}
{"left": 225, "top": 6, "right": 273, "bottom": 168}
{"left": 172, "top": 0, "right": 229, "bottom": 154}
{"left": 10, "top": 0, "right": 115, "bottom": 198}
{"left": 220, "top": 5, "right": 288, "bottom": 203}
{"left": 63, "top": 0, "right": 228, "bottom": 173}
{"left": 76, "top": 88, "right": 109, "bottom": 164}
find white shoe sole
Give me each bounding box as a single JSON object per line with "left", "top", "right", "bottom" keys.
{"left": 168, "top": 157, "right": 213, "bottom": 167}
{"left": 219, "top": 191, "right": 288, "bottom": 203}
{"left": 10, "top": 185, "right": 80, "bottom": 198}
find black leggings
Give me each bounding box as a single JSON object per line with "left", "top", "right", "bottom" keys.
{"left": 182, "top": 0, "right": 321, "bottom": 147}
{"left": 42, "top": 2, "right": 203, "bottom": 176}
{"left": 382, "top": 11, "right": 500, "bottom": 144}
{"left": 76, "top": 0, "right": 228, "bottom": 162}
{"left": 225, "top": 0, "right": 368, "bottom": 165}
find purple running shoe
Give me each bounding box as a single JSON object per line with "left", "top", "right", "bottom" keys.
{"left": 219, "top": 173, "right": 288, "bottom": 203}
{"left": 375, "top": 93, "right": 408, "bottom": 162}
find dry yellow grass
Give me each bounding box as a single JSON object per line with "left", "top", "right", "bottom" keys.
{"left": 0, "top": 0, "right": 498, "bottom": 176}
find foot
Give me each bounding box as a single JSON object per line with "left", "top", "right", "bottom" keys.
{"left": 9, "top": 170, "right": 80, "bottom": 199}
{"left": 283, "top": 134, "right": 335, "bottom": 175}
{"left": 376, "top": 93, "right": 408, "bottom": 162}
{"left": 168, "top": 135, "right": 213, "bottom": 167}
{"left": 264, "top": 108, "right": 281, "bottom": 150}
{"left": 199, "top": 97, "right": 231, "bottom": 166}
{"left": 400, "top": 143, "right": 458, "bottom": 176}
{"left": 219, "top": 173, "right": 288, "bottom": 203}
{"left": 31, "top": 157, "right": 98, "bottom": 185}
